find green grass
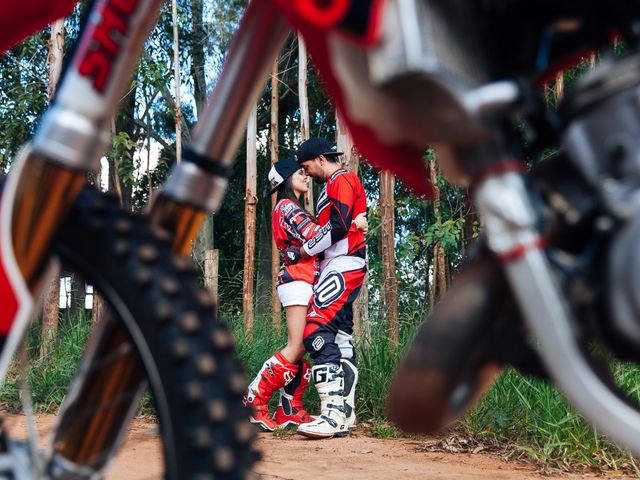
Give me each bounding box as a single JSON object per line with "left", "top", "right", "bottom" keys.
{"left": 462, "top": 368, "right": 640, "bottom": 474}
{"left": 0, "top": 314, "right": 92, "bottom": 411}
{"left": 364, "top": 418, "right": 403, "bottom": 439}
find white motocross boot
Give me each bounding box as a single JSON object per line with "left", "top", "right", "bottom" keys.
{"left": 341, "top": 358, "right": 359, "bottom": 429}
{"left": 297, "top": 364, "right": 348, "bottom": 439}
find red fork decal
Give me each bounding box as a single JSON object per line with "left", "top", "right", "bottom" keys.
{"left": 0, "top": 256, "right": 18, "bottom": 335}
{"left": 498, "top": 237, "right": 548, "bottom": 263}
{"left": 77, "top": 0, "right": 141, "bottom": 92}
{"left": 293, "top": 0, "right": 350, "bottom": 28}
{"left": 0, "top": 190, "right": 31, "bottom": 336}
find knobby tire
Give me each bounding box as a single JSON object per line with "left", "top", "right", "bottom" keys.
{"left": 53, "top": 187, "right": 257, "bottom": 479}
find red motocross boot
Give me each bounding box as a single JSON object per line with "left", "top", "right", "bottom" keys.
{"left": 274, "top": 358, "right": 313, "bottom": 429}
{"left": 243, "top": 351, "right": 298, "bottom": 431}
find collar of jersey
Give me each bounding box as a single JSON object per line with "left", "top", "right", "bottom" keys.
{"left": 329, "top": 168, "right": 348, "bottom": 182}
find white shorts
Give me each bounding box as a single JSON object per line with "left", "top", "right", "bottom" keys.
{"left": 277, "top": 281, "right": 313, "bottom": 307}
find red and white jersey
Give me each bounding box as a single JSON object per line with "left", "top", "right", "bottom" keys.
{"left": 273, "top": 199, "right": 320, "bottom": 286}
{"left": 303, "top": 168, "right": 367, "bottom": 262}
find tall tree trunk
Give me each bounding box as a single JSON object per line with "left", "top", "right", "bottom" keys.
{"left": 47, "top": 19, "right": 64, "bottom": 100}
{"left": 172, "top": 0, "right": 183, "bottom": 164}
{"left": 146, "top": 100, "right": 153, "bottom": 202}
{"left": 190, "top": 0, "right": 215, "bottom": 278}
{"left": 336, "top": 112, "right": 358, "bottom": 172}
{"left": 380, "top": 170, "right": 398, "bottom": 347}
{"left": 270, "top": 59, "right": 282, "bottom": 330}
{"left": 255, "top": 210, "right": 272, "bottom": 316}
{"left": 243, "top": 106, "right": 258, "bottom": 340}
{"left": 42, "top": 18, "right": 65, "bottom": 355}
{"left": 204, "top": 249, "right": 219, "bottom": 302}
{"left": 190, "top": 0, "right": 207, "bottom": 116}
{"left": 429, "top": 244, "right": 438, "bottom": 313}
{"left": 108, "top": 118, "right": 123, "bottom": 202}
{"left": 555, "top": 71, "right": 564, "bottom": 104}
{"left": 336, "top": 112, "right": 369, "bottom": 340}
{"left": 41, "top": 277, "right": 60, "bottom": 358}
{"left": 424, "top": 244, "right": 433, "bottom": 308}
{"left": 463, "top": 201, "right": 476, "bottom": 255}
{"left": 437, "top": 241, "right": 447, "bottom": 296}
{"left": 112, "top": 83, "right": 137, "bottom": 211}
{"left": 429, "top": 157, "right": 447, "bottom": 300}
{"left": 298, "top": 35, "right": 313, "bottom": 212}
{"left": 92, "top": 288, "right": 103, "bottom": 326}
{"left": 68, "top": 273, "right": 85, "bottom": 320}
{"left": 356, "top": 274, "right": 370, "bottom": 343}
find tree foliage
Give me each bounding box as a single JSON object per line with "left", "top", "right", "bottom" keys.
{"left": 0, "top": 3, "right": 476, "bottom": 318}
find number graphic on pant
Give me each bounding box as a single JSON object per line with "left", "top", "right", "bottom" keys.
{"left": 314, "top": 271, "right": 345, "bottom": 309}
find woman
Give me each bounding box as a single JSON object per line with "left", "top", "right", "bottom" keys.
{"left": 243, "top": 158, "right": 367, "bottom": 431}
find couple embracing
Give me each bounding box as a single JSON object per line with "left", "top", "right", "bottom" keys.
{"left": 243, "top": 137, "right": 368, "bottom": 439}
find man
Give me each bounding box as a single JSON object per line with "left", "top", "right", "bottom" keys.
{"left": 284, "top": 137, "right": 367, "bottom": 438}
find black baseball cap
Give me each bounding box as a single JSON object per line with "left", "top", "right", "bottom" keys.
{"left": 268, "top": 158, "right": 300, "bottom": 195}
{"left": 295, "top": 137, "right": 343, "bottom": 164}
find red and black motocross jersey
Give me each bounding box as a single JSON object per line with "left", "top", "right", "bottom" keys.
{"left": 273, "top": 199, "right": 320, "bottom": 286}
{"left": 303, "top": 169, "right": 367, "bottom": 261}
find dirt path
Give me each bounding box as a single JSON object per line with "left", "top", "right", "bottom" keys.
{"left": 2, "top": 414, "right": 636, "bottom": 479}
{"left": 255, "top": 431, "right": 633, "bottom": 480}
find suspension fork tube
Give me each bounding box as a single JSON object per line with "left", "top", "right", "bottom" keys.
{"left": 34, "top": 0, "right": 169, "bottom": 476}
{"left": 150, "top": 0, "right": 291, "bottom": 249}
{"left": 49, "top": 315, "right": 146, "bottom": 476}
{"left": 0, "top": 0, "right": 165, "bottom": 357}
{"left": 11, "top": 0, "right": 164, "bottom": 283}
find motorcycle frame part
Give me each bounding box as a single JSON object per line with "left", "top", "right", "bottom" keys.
{"left": 148, "top": 194, "right": 206, "bottom": 255}
{"left": 328, "top": 0, "right": 515, "bottom": 151}
{"left": 330, "top": 1, "right": 528, "bottom": 183}
{"left": 559, "top": 53, "right": 640, "bottom": 354}
{"left": 9, "top": 156, "right": 85, "bottom": 287}
{"left": 387, "top": 249, "right": 506, "bottom": 433}
{"left": 368, "top": 0, "right": 489, "bottom": 87}
{"left": 54, "top": 3, "right": 291, "bottom": 474}
{"left": 608, "top": 216, "right": 640, "bottom": 354}
{"left": 562, "top": 54, "right": 640, "bottom": 218}
{"left": 474, "top": 168, "right": 640, "bottom": 456}
{"left": 47, "top": 314, "right": 146, "bottom": 478}
{"left": 0, "top": 150, "right": 85, "bottom": 386}
{"left": 0, "top": 440, "right": 47, "bottom": 479}
{"left": 0, "top": 0, "right": 168, "bottom": 473}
